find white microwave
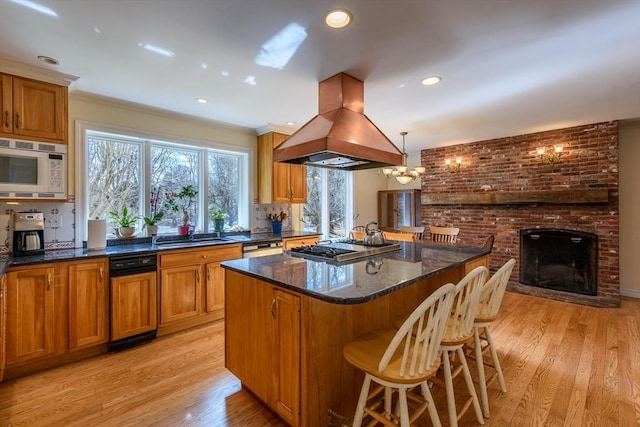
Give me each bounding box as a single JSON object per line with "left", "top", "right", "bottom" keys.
{"left": 0, "top": 138, "right": 67, "bottom": 200}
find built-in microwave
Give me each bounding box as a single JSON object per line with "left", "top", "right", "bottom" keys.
{"left": 0, "top": 138, "right": 67, "bottom": 200}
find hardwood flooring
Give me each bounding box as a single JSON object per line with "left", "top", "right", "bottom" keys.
{"left": 0, "top": 292, "right": 638, "bottom": 426}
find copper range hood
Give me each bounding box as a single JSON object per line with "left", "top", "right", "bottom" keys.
{"left": 273, "top": 72, "right": 403, "bottom": 170}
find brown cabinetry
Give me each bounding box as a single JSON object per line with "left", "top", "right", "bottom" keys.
{"left": 378, "top": 189, "right": 421, "bottom": 231}
{"left": 158, "top": 244, "right": 242, "bottom": 333}
{"left": 110, "top": 271, "right": 157, "bottom": 341}
{"left": 0, "top": 274, "right": 6, "bottom": 381}
{"left": 6, "top": 265, "right": 62, "bottom": 364}
{"left": 0, "top": 73, "right": 67, "bottom": 143}
{"left": 282, "top": 235, "right": 319, "bottom": 250}
{"left": 69, "top": 258, "right": 108, "bottom": 350}
{"left": 258, "top": 132, "right": 307, "bottom": 203}
{"left": 225, "top": 270, "right": 301, "bottom": 426}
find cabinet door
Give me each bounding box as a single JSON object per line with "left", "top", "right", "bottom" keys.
{"left": 272, "top": 162, "right": 292, "bottom": 203}
{"left": 68, "top": 259, "right": 108, "bottom": 350}
{"left": 12, "top": 77, "right": 66, "bottom": 142}
{"left": 288, "top": 164, "right": 307, "bottom": 203}
{"left": 0, "top": 74, "right": 12, "bottom": 135}
{"left": 6, "top": 267, "right": 56, "bottom": 364}
{"left": 159, "top": 265, "right": 202, "bottom": 325}
{"left": 273, "top": 289, "right": 301, "bottom": 426}
{"left": 111, "top": 271, "right": 157, "bottom": 341}
{"left": 205, "top": 262, "right": 225, "bottom": 315}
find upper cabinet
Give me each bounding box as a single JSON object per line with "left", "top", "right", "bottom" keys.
{"left": 0, "top": 73, "right": 67, "bottom": 143}
{"left": 258, "top": 132, "right": 306, "bottom": 204}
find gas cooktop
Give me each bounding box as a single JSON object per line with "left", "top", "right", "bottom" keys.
{"left": 289, "top": 240, "right": 402, "bottom": 263}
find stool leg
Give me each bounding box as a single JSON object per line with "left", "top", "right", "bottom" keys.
{"left": 441, "top": 349, "right": 458, "bottom": 427}
{"left": 353, "top": 374, "right": 372, "bottom": 427}
{"left": 420, "top": 382, "right": 442, "bottom": 427}
{"left": 457, "top": 347, "right": 485, "bottom": 425}
{"left": 397, "top": 387, "right": 410, "bottom": 427}
{"left": 485, "top": 326, "right": 507, "bottom": 392}
{"left": 384, "top": 386, "right": 392, "bottom": 421}
{"left": 474, "top": 326, "right": 490, "bottom": 418}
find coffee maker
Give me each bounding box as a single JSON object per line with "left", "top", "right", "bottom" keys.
{"left": 11, "top": 211, "right": 45, "bottom": 256}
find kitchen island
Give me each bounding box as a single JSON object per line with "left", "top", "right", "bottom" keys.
{"left": 222, "top": 241, "right": 489, "bottom": 426}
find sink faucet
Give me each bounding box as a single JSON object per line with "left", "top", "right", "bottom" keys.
{"left": 188, "top": 226, "right": 195, "bottom": 240}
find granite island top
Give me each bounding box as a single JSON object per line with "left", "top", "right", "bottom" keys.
{"left": 0, "top": 231, "right": 320, "bottom": 277}
{"left": 221, "top": 241, "right": 489, "bottom": 305}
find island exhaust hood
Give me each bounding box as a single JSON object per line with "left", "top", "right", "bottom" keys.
{"left": 273, "top": 72, "right": 403, "bottom": 170}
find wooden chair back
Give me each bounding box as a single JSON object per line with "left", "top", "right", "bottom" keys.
{"left": 430, "top": 226, "right": 460, "bottom": 244}
{"left": 476, "top": 259, "right": 516, "bottom": 322}
{"left": 443, "top": 266, "right": 488, "bottom": 343}
{"left": 482, "top": 235, "right": 495, "bottom": 251}
{"left": 349, "top": 226, "right": 366, "bottom": 241}
{"left": 399, "top": 226, "right": 425, "bottom": 240}
{"left": 378, "top": 283, "right": 457, "bottom": 377}
{"left": 382, "top": 231, "right": 416, "bottom": 242}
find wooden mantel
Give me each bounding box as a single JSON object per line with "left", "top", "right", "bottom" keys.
{"left": 421, "top": 189, "right": 609, "bottom": 205}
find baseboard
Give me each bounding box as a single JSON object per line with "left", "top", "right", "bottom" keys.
{"left": 620, "top": 287, "right": 640, "bottom": 298}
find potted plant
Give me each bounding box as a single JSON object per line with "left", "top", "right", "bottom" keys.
{"left": 211, "top": 208, "right": 228, "bottom": 232}
{"left": 109, "top": 206, "right": 140, "bottom": 238}
{"left": 267, "top": 210, "right": 287, "bottom": 234}
{"left": 143, "top": 189, "right": 164, "bottom": 236}
{"left": 165, "top": 184, "right": 198, "bottom": 235}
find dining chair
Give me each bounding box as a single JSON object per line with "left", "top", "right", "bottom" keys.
{"left": 399, "top": 226, "right": 425, "bottom": 240}
{"left": 383, "top": 231, "right": 416, "bottom": 242}
{"left": 349, "top": 225, "right": 366, "bottom": 241}
{"left": 431, "top": 266, "right": 488, "bottom": 426}
{"left": 430, "top": 226, "right": 460, "bottom": 244}
{"left": 468, "top": 258, "right": 516, "bottom": 418}
{"left": 481, "top": 235, "right": 495, "bottom": 252}
{"left": 343, "top": 283, "right": 457, "bottom": 427}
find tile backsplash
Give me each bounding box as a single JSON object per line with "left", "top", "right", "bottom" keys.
{"left": 252, "top": 203, "right": 292, "bottom": 233}
{"left": 0, "top": 198, "right": 76, "bottom": 254}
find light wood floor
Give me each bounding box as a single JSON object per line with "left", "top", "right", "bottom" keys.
{"left": 1, "top": 292, "right": 638, "bottom": 426}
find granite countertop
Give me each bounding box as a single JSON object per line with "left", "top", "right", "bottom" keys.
{"left": 0, "top": 231, "right": 321, "bottom": 277}
{"left": 221, "top": 242, "right": 489, "bottom": 305}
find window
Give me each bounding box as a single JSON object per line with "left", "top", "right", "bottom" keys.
{"left": 302, "top": 166, "right": 353, "bottom": 239}
{"left": 82, "top": 127, "right": 248, "bottom": 238}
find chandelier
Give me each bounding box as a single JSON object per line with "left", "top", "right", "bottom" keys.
{"left": 381, "top": 132, "right": 425, "bottom": 184}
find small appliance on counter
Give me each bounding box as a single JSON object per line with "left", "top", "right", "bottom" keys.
{"left": 11, "top": 211, "right": 45, "bottom": 256}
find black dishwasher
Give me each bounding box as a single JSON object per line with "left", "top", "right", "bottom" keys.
{"left": 109, "top": 252, "right": 158, "bottom": 352}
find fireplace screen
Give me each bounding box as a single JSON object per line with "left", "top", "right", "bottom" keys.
{"left": 520, "top": 229, "right": 597, "bottom": 296}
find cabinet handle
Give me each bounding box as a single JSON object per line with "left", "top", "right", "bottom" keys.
{"left": 15, "top": 113, "right": 20, "bottom": 129}
{"left": 4, "top": 111, "right": 9, "bottom": 127}
{"left": 196, "top": 270, "right": 200, "bottom": 283}
{"left": 99, "top": 267, "right": 104, "bottom": 282}
{"left": 202, "top": 254, "right": 208, "bottom": 259}
{"left": 207, "top": 269, "right": 210, "bottom": 282}
{"left": 270, "top": 298, "right": 277, "bottom": 319}
{"left": 47, "top": 273, "right": 52, "bottom": 290}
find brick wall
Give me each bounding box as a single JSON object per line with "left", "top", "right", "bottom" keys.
{"left": 420, "top": 121, "right": 619, "bottom": 307}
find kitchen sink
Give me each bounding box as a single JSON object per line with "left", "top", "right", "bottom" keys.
{"left": 155, "top": 237, "right": 230, "bottom": 248}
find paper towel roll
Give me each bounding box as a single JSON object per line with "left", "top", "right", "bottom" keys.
{"left": 87, "top": 219, "right": 106, "bottom": 250}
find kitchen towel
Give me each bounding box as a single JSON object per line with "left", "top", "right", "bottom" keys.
{"left": 87, "top": 219, "right": 107, "bottom": 250}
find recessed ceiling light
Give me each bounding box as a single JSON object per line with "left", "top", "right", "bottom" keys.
{"left": 325, "top": 9, "right": 353, "bottom": 29}
{"left": 196, "top": 98, "right": 208, "bottom": 104}
{"left": 421, "top": 76, "right": 442, "bottom": 86}
{"left": 37, "top": 55, "right": 59, "bottom": 65}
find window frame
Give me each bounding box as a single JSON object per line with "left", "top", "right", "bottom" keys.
{"left": 75, "top": 120, "right": 251, "bottom": 245}
{"left": 304, "top": 166, "right": 354, "bottom": 240}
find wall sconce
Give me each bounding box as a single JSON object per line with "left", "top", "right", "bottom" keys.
{"left": 537, "top": 145, "right": 563, "bottom": 164}
{"left": 445, "top": 158, "right": 462, "bottom": 173}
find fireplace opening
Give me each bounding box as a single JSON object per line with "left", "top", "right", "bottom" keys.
{"left": 520, "top": 229, "right": 597, "bottom": 296}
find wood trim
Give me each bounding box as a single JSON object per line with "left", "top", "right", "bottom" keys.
{"left": 421, "top": 189, "right": 609, "bottom": 205}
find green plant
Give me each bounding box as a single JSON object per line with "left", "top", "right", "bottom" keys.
{"left": 211, "top": 208, "right": 228, "bottom": 220}
{"left": 165, "top": 184, "right": 199, "bottom": 225}
{"left": 143, "top": 188, "right": 165, "bottom": 227}
{"left": 109, "top": 206, "right": 140, "bottom": 228}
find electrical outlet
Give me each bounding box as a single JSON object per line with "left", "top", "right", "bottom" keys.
{"left": 46, "top": 215, "right": 62, "bottom": 228}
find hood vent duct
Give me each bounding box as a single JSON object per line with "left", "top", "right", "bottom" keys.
{"left": 273, "top": 72, "right": 403, "bottom": 170}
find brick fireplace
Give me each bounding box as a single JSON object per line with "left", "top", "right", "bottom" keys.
{"left": 419, "top": 121, "right": 619, "bottom": 307}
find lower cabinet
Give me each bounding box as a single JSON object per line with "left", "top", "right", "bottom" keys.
{"left": 110, "top": 271, "right": 157, "bottom": 341}
{"left": 465, "top": 255, "right": 489, "bottom": 274}
{"left": 158, "top": 244, "right": 242, "bottom": 332}
{"left": 225, "top": 270, "right": 301, "bottom": 426}
{"left": 68, "top": 259, "right": 108, "bottom": 350}
{"left": 0, "top": 274, "right": 6, "bottom": 381}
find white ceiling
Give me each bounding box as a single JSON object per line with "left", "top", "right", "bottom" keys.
{"left": 1, "top": 0, "right": 639, "bottom": 153}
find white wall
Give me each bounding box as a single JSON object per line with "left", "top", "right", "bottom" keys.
{"left": 619, "top": 119, "right": 640, "bottom": 298}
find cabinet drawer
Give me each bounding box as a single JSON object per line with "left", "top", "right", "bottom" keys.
{"left": 282, "top": 236, "right": 319, "bottom": 250}
{"left": 159, "top": 244, "right": 242, "bottom": 268}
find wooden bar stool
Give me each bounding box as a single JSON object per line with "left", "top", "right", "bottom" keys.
{"left": 343, "top": 283, "right": 457, "bottom": 427}
{"left": 430, "top": 226, "right": 460, "bottom": 244}
{"left": 430, "top": 266, "right": 488, "bottom": 426}
{"left": 468, "top": 258, "right": 516, "bottom": 418}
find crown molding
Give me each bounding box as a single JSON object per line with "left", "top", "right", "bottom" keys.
{"left": 0, "top": 57, "right": 79, "bottom": 87}
{"left": 256, "top": 123, "right": 296, "bottom": 136}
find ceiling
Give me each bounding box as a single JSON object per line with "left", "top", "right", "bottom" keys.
{"left": 1, "top": 0, "right": 639, "bottom": 153}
